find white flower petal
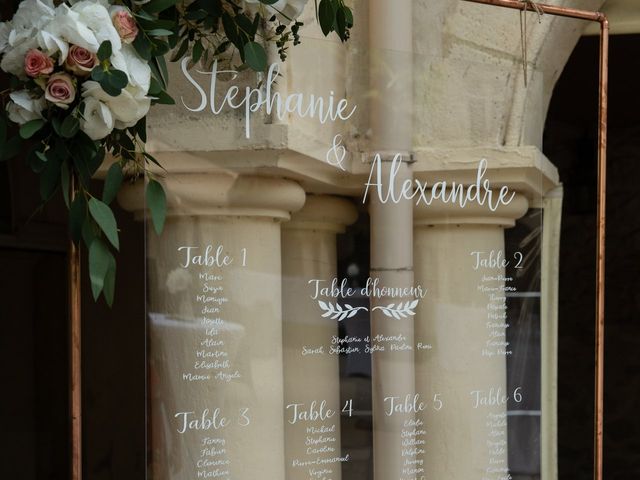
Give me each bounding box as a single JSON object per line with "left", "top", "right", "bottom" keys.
{"left": 0, "top": 38, "right": 38, "bottom": 79}
{"left": 6, "top": 90, "right": 46, "bottom": 125}
{"left": 82, "top": 81, "right": 150, "bottom": 127}
{"left": 80, "top": 97, "right": 114, "bottom": 140}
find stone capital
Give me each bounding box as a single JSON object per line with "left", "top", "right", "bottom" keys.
{"left": 284, "top": 195, "right": 358, "bottom": 233}
{"left": 414, "top": 192, "right": 529, "bottom": 228}
{"left": 118, "top": 172, "right": 306, "bottom": 221}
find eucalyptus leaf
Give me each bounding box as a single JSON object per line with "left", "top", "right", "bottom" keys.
{"left": 97, "top": 40, "right": 112, "bottom": 61}
{"left": 244, "top": 41, "right": 267, "bottom": 71}
{"left": 28, "top": 147, "right": 46, "bottom": 173}
{"left": 35, "top": 151, "right": 48, "bottom": 163}
{"left": 89, "top": 237, "right": 112, "bottom": 300}
{"left": 61, "top": 115, "right": 80, "bottom": 138}
{"left": 222, "top": 12, "right": 241, "bottom": 50}
{"left": 134, "top": 9, "right": 155, "bottom": 21}
{"left": 81, "top": 218, "right": 97, "bottom": 249}
{"left": 133, "top": 33, "right": 153, "bottom": 61}
{"left": 103, "top": 163, "right": 124, "bottom": 205}
{"left": 103, "top": 254, "right": 117, "bottom": 307}
{"left": 91, "top": 66, "right": 106, "bottom": 82}
{"left": 110, "top": 70, "right": 129, "bottom": 88}
{"left": 147, "top": 28, "right": 174, "bottom": 37}
{"left": 336, "top": 7, "right": 346, "bottom": 41}
{"left": 192, "top": 39, "right": 204, "bottom": 64}
{"left": 61, "top": 162, "right": 70, "bottom": 208}
{"left": 155, "top": 56, "right": 169, "bottom": 87}
{"left": 146, "top": 179, "right": 167, "bottom": 235}
{"left": 151, "top": 38, "right": 171, "bottom": 57}
{"left": 170, "top": 38, "right": 189, "bottom": 62}
{"left": 318, "top": 0, "right": 336, "bottom": 36}
{"left": 88, "top": 198, "right": 120, "bottom": 250}
{"left": 40, "top": 157, "right": 60, "bottom": 200}
{"left": 99, "top": 77, "right": 123, "bottom": 97}
{"left": 152, "top": 91, "right": 175, "bottom": 105}
{"left": 19, "top": 119, "right": 45, "bottom": 139}
{"left": 145, "top": 0, "right": 178, "bottom": 14}
{"left": 344, "top": 6, "right": 354, "bottom": 27}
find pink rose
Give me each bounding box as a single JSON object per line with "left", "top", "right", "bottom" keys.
{"left": 112, "top": 10, "right": 138, "bottom": 44}
{"left": 65, "top": 45, "right": 98, "bottom": 76}
{"left": 45, "top": 72, "right": 76, "bottom": 109}
{"left": 24, "top": 49, "right": 54, "bottom": 78}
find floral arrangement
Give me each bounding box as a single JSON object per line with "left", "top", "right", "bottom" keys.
{"left": 0, "top": 0, "right": 354, "bottom": 305}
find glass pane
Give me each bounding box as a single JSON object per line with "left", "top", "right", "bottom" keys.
{"left": 143, "top": 38, "right": 551, "bottom": 479}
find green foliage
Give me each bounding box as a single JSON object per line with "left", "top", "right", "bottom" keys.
{"left": 316, "top": 0, "right": 353, "bottom": 42}
{"left": 102, "top": 163, "right": 124, "bottom": 205}
{"left": 19, "top": 119, "right": 45, "bottom": 139}
{"left": 97, "top": 40, "right": 112, "bottom": 61}
{"left": 88, "top": 197, "right": 120, "bottom": 250}
{"left": 146, "top": 179, "right": 167, "bottom": 235}
{"left": 244, "top": 41, "right": 267, "bottom": 71}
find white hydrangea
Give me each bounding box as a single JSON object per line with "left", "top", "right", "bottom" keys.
{"left": 38, "top": 0, "right": 122, "bottom": 61}
{"left": 0, "top": 0, "right": 55, "bottom": 78}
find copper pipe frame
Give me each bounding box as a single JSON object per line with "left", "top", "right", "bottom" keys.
{"left": 69, "top": 176, "right": 82, "bottom": 480}
{"left": 462, "top": 1, "right": 608, "bottom": 479}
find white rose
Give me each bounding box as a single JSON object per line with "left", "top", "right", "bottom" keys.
{"left": 6, "top": 90, "right": 46, "bottom": 125}
{"left": 82, "top": 81, "right": 150, "bottom": 129}
{"left": 109, "top": 45, "right": 151, "bottom": 94}
{"left": 80, "top": 96, "right": 114, "bottom": 140}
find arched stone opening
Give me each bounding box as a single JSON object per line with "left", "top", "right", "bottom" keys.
{"left": 544, "top": 32, "right": 640, "bottom": 479}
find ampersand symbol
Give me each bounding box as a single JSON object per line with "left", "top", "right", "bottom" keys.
{"left": 325, "top": 134, "right": 348, "bottom": 171}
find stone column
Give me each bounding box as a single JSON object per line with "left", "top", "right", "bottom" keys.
{"left": 119, "top": 173, "right": 305, "bottom": 480}
{"left": 281, "top": 195, "right": 358, "bottom": 480}
{"left": 368, "top": 0, "right": 415, "bottom": 475}
{"left": 413, "top": 195, "right": 529, "bottom": 480}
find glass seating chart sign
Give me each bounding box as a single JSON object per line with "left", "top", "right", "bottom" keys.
{"left": 135, "top": 33, "right": 554, "bottom": 480}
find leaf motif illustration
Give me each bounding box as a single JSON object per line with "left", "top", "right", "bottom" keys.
{"left": 322, "top": 311, "right": 333, "bottom": 318}
{"left": 345, "top": 304, "right": 353, "bottom": 309}
{"left": 318, "top": 300, "right": 329, "bottom": 311}
{"left": 347, "top": 309, "right": 359, "bottom": 319}
{"left": 381, "top": 308, "right": 392, "bottom": 318}
{"left": 410, "top": 299, "right": 419, "bottom": 309}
